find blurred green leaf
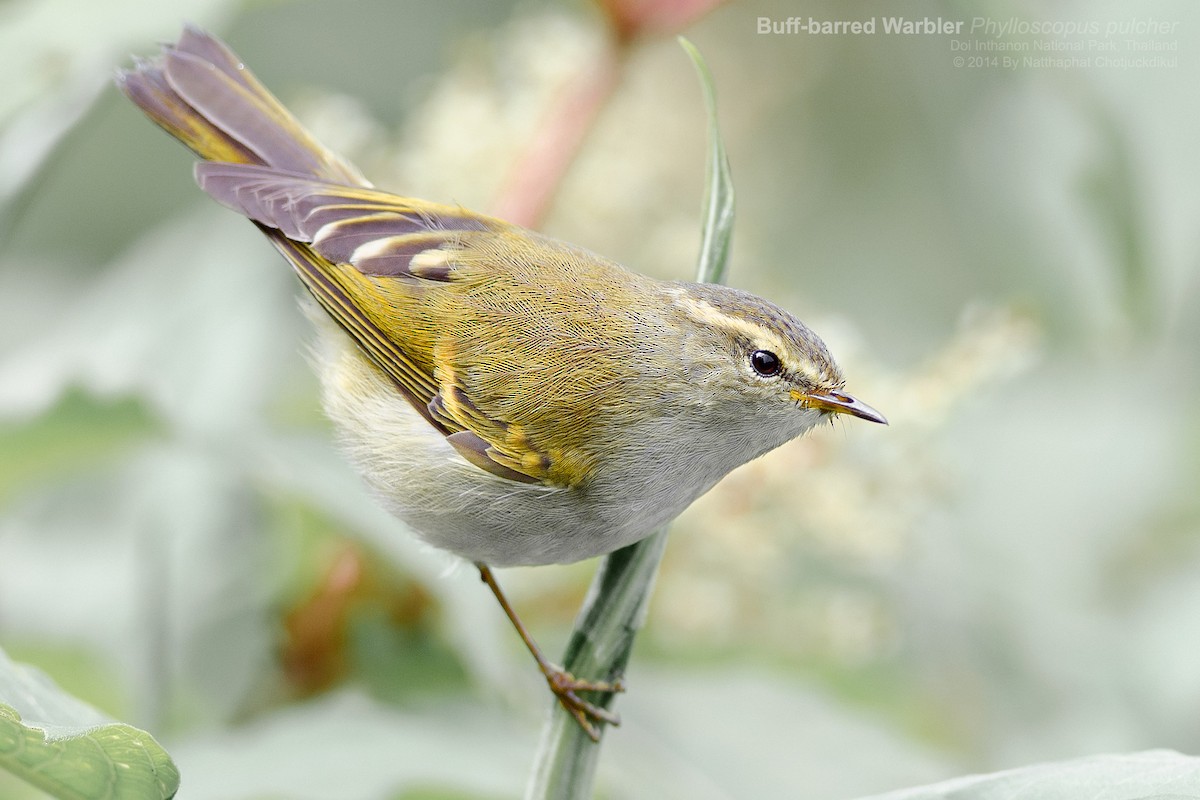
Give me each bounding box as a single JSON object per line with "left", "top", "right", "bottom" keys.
{"left": 0, "top": 647, "right": 179, "bottom": 800}
{"left": 1079, "top": 108, "right": 1153, "bottom": 333}
{"left": 862, "top": 750, "right": 1200, "bottom": 800}
{"left": 0, "top": 0, "right": 248, "bottom": 235}
{"left": 168, "top": 690, "right": 532, "bottom": 800}
{"left": 599, "top": 666, "right": 952, "bottom": 798}
{"left": 0, "top": 391, "right": 158, "bottom": 505}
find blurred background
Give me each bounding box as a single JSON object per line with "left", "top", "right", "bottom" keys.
{"left": 1, "top": 0, "right": 1198, "bottom": 797}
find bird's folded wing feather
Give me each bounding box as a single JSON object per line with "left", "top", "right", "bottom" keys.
{"left": 196, "top": 162, "right": 562, "bottom": 486}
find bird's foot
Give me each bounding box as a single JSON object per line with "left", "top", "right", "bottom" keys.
{"left": 542, "top": 666, "right": 624, "bottom": 742}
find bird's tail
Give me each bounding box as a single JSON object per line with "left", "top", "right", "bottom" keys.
{"left": 116, "top": 24, "right": 367, "bottom": 186}
{"left": 116, "top": 26, "right": 457, "bottom": 432}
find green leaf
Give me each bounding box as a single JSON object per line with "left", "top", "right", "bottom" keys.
{"left": 861, "top": 750, "right": 1200, "bottom": 800}
{"left": 679, "top": 36, "right": 735, "bottom": 286}
{"left": 0, "top": 648, "right": 179, "bottom": 800}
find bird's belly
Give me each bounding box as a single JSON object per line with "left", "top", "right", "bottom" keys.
{"left": 373, "top": 461, "right": 661, "bottom": 566}
{"left": 313, "top": 322, "right": 668, "bottom": 566}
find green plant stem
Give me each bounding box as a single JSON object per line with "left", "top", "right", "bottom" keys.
{"left": 524, "top": 530, "right": 669, "bottom": 797}
{"left": 524, "top": 37, "right": 734, "bottom": 799}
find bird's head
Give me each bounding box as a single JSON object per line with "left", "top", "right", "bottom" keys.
{"left": 667, "top": 282, "right": 886, "bottom": 442}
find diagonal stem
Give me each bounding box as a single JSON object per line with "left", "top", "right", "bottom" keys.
{"left": 524, "top": 530, "right": 669, "bottom": 796}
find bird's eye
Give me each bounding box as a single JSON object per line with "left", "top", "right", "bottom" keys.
{"left": 749, "top": 349, "right": 782, "bottom": 377}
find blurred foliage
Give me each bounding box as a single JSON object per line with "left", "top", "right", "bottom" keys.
{"left": 1, "top": 0, "right": 1199, "bottom": 798}
{"left": 0, "top": 647, "right": 178, "bottom": 799}
{"left": 863, "top": 750, "right": 1200, "bottom": 799}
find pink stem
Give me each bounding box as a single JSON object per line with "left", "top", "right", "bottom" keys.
{"left": 490, "top": 44, "right": 625, "bottom": 229}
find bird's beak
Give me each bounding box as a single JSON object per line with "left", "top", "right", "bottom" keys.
{"left": 793, "top": 389, "right": 888, "bottom": 425}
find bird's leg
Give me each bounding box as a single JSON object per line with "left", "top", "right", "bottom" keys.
{"left": 476, "top": 563, "right": 623, "bottom": 741}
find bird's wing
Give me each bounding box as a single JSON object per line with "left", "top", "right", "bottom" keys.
{"left": 196, "top": 162, "right": 566, "bottom": 486}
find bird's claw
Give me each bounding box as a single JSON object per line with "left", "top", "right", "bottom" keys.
{"left": 544, "top": 667, "right": 624, "bottom": 741}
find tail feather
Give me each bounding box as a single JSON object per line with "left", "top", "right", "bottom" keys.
{"left": 117, "top": 24, "right": 365, "bottom": 185}
{"left": 116, "top": 53, "right": 259, "bottom": 166}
